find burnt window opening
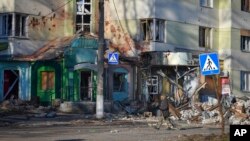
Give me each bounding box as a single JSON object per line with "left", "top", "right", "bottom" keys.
{"left": 140, "top": 19, "right": 165, "bottom": 42}
{"left": 76, "top": 0, "right": 92, "bottom": 33}
{"left": 0, "top": 13, "right": 27, "bottom": 37}
{"left": 241, "top": 0, "right": 250, "bottom": 12}
{"left": 199, "top": 26, "right": 212, "bottom": 48}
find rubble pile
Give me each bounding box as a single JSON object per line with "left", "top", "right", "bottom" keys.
{"left": 0, "top": 99, "right": 58, "bottom": 121}
{"left": 175, "top": 96, "right": 250, "bottom": 125}
{"left": 1, "top": 94, "right": 250, "bottom": 128}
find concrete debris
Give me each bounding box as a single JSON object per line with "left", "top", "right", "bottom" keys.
{"left": 110, "top": 129, "right": 119, "bottom": 133}
{"left": 1, "top": 94, "right": 250, "bottom": 127}
{"left": 201, "top": 118, "right": 219, "bottom": 124}
{"left": 228, "top": 115, "right": 244, "bottom": 125}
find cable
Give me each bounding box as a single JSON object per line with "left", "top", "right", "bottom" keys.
{"left": 36, "top": 0, "right": 74, "bottom": 21}
{"left": 112, "top": 0, "right": 137, "bottom": 56}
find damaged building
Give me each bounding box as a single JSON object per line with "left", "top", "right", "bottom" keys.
{"left": 105, "top": 0, "right": 250, "bottom": 113}
{"left": 0, "top": 0, "right": 250, "bottom": 118}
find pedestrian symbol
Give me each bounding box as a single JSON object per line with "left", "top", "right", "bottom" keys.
{"left": 199, "top": 53, "right": 220, "bottom": 76}
{"left": 108, "top": 52, "right": 119, "bottom": 65}
{"left": 202, "top": 55, "right": 218, "bottom": 71}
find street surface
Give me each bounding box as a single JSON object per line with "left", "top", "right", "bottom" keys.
{"left": 0, "top": 115, "right": 229, "bottom": 141}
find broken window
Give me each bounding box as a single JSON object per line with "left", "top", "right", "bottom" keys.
{"left": 15, "top": 14, "right": 27, "bottom": 36}
{"left": 199, "top": 26, "right": 212, "bottom": 48}
{"left": 3, "top": 70, "right": 19, "bottom": 100}
{"left": 113, "top": 73, "right": 127, "bottom": 92}
{"left": 241, "top": 71, "right": 250, "bottom": 92}
{"left": 241, "top": 36, "right": 250, "bottom": 51}
{"left": 0, "top": 13, "right": 27, "bottom": 37}
{"left": 200, "top": 0, "right": 213, "bottom": 8}
{"left": 80, "top": 71, "right": 93, "bottom": 101}
{"left": 140, "top": 19, "right": 165, "bottom": 42}
{"left": 76, "top": 0, "right": 92, "bottom": 33}
{"left": 146, "top": 76, "right": 159, "bottom": 94}
{"left": 41, "top": 71, "right": 55, "bottom": 91}
{"left": 241, "top": 0, "right": 250, "bottom": 12}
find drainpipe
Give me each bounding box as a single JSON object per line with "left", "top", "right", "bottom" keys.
{"left": 96, "top": 0, "right": 104, "bottom": 119}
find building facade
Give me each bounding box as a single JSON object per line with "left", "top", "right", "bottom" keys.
{"left": 105, "top": 0, "right": 250, "bottom": 101}
{"left": 0, "top": 0, "right": 136, "bottom": 110}
{"left": 1, "top": 0, "right": 250, "bottom": 109}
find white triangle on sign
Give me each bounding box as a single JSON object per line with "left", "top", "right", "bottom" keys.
{"left": 202, "top": 55, "right": 218, "bottom": 71}
{"left": 109, "top": 54, "right": 118, "bottom": 63}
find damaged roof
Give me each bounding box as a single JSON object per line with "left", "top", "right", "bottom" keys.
{"left": 14, "top": 33, "right": 99, "bottom": 61}
{"left": 14, "top": 36, "right": 75, "bottom": 61}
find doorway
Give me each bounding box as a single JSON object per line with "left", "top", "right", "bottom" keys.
{"left": 3, "top": 70, "right": 19, "bottom": 100}
{"left": 112, "top": 68, "right": 129, "bottom": 101}
{"left": 80, "top": 71, "right": 92, "bottom": 101}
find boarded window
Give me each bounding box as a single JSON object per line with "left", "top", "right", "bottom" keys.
{"left": 41, "top": 71, "right": 55, "bottom": 91}
{"left": 199, "top": 26, "right": 211, "bottom": 48}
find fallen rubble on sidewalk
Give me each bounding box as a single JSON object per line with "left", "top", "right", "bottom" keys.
{"left": 0, "top": 93, "right": 250, "bottom": 128}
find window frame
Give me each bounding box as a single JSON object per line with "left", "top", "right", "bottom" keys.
{"left": 40, "top": 71, "right": 55, "bottom": 91}
{"left": 241, "top": 71, "right": 250, "bottom": 92}
{"left": 140, "top": 18, "right": 165, "bottom": 42}
{"left": 76, "top": 0, "right": 92, "bottom": 33}
{"left": 241, "top": 36, "right": 250, "bottom": 52}
{"left": 199, "top": 26, "right": 212, "bottom": 48}
{"left": 241, "top": 0, "right": 250, "bottom": 12}
{"left": 146, "top": 75, "right": 159, "bottom": 95}
{"left": 200, "top": 0, "right": 214, "bottom": 8}
{"left": 0, "top": 13, "right": 28, "bottom": 38}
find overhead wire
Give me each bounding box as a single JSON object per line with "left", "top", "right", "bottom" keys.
{"left": 111, "top": 0, "right": 137, "bottom": 56}
{"left": 39, "top": 0, "right": 74, "bottom": 19}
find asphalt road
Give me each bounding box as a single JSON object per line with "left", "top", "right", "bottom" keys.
{"left": 0, "top": 120, "right": 229, "bottom": 141}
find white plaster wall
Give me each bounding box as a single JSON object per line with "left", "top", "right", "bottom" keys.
{"left": 231, "top": 0, "right": 250, "bottom": 29}
{"left": 0, "top": 0, "right": 14, "bottom": 12}
{"left": 230, "top": 0, "right": 250, "bottom": 97}
{"left": 107, "top": 0, "right": 155, "bottom": 20}
{"left": 106, "top": 0, "right": 220, "bottom": 53}
{"left": 109, "top": 0, "right": 219, "bottom": 27}
{"left": 14, "top": 0, "right": 65, "bottom": 15}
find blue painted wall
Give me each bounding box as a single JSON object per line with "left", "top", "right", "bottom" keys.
{"left": 0, "top": 61, "right": 31, "bottom": 101}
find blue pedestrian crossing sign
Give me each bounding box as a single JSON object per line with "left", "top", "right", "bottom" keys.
{"left": 199, "top": 53, "right": 220, "bottom": 76}
{"left": 108, "top": 52, "right": 119, "bottom": 65}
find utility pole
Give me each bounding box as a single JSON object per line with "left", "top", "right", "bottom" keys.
{"left": 96, "top": 0, "right": 104, "bottom": 119}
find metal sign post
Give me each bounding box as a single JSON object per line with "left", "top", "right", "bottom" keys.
{"left": 199, "top": 53, "right": 224, "bottom": 135}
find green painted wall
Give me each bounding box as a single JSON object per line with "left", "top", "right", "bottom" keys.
{"left": 62, "top": 37, "right": 98, "bottom": 102}
{"left": 31, "top": 61, "right": 62, "bottom": 105}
